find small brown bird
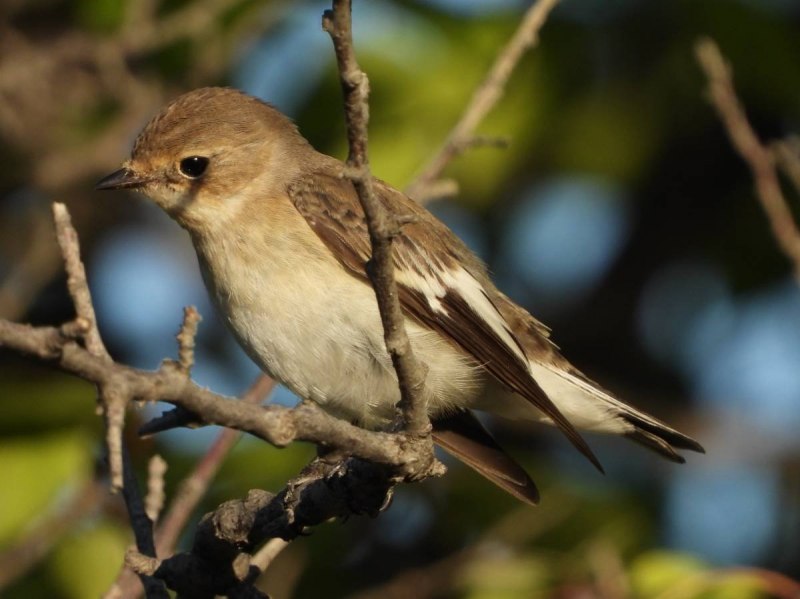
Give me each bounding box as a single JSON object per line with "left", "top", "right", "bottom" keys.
{"left": 97, "top": 87, "right": 703, "bottom": 504}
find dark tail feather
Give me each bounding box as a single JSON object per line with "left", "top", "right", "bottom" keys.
{"left": 621, "top": 412, "right": 705, "bottom": 460}
{"left": 626, "top": 429, "right": 685, "bottom": 463}
{"left": 432, "top": 411, "right": 539, "bottom": 506}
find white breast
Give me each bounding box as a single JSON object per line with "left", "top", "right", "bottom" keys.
{"left": 191, "top": 197, "right": 480, "bottom": 428}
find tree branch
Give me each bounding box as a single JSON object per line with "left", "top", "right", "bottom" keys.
{"left": 121, "top": 446, "right": 169, "bottom": 598}
{"left": 322, "top": 0, "right": 433, "bottom": 442}
{"left": 695, "top": 38, "right": 800, "bottom": 280}
{"left": 0, "top": 202, "right": 450, "bottom": 596}
{"left": 0, "top": 317, "right": 440, "bottom": 472}
{"left": 105, "top": 375, "right": 276, "bottom": 599}
{"left": 127, "top": 458, "right": 399, "bottom": 598}
{"left": 405, "top": 0, "right": 561, "bottom": 202}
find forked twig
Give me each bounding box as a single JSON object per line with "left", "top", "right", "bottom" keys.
{"left": 405, "top": 0, "right": 561, "bottom": 202}
{"left": 696, "top": 38, "right": 800, "bottom": 280}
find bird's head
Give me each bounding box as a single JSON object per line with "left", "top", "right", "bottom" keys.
{"left": 96, "top": 87, "right": 310, "bottom": 231}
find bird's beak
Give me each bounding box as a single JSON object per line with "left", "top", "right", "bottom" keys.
{"left": 95, "top": 167, "right": 149, "bottom": 191}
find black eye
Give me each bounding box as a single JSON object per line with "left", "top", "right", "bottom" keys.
{"left": 179, "top": 156, "right": 209, "bottom": 178}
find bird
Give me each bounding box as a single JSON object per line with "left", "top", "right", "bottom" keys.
{"left": 96, "top": 87, "right": 704, "bottom": 505}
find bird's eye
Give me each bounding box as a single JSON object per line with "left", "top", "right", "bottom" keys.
{"left": 179, "top": 156, "right": 209, "bottom": 179}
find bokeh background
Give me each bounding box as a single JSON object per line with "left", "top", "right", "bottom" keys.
{"left": 1, "top": 0, "right": 799, "bottom": 597}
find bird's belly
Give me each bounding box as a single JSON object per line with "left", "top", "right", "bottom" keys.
{"left": 200, "top": 247, "right": 480, "bottom": 428}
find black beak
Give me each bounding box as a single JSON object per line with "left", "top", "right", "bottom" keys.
{"left": 95, "top": 168, "right": 149, "bottom": 191}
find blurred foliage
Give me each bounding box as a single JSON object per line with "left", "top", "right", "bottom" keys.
{"left": 1, "top": 0, "right": 799, "bottom": 597}
{"left": 47, "top": 522, "right": 130, "bottom": 599}
{"left": 0, "top": 429, "right": 93, "bottom": 544}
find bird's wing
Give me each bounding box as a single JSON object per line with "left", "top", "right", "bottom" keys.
{"left": 287, "top": 171, "right": 602, "bottom": 472}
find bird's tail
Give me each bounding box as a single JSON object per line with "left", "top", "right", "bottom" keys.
{"left": 619, "top": 408, "right": 705, "bottom": 463}
{"left": 432, "top": 410, "right": 540, "bottom": 505}
{"left": 525, "top": 361, "right": 705, "bottom": 463}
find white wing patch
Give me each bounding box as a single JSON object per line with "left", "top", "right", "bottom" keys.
{"left": 395, "top": 268, "right": 448, "bottom": 314}
{"left": 443, "top": 268, "right": 528, "bottom": 364}
{"left": 396, "top": 262, "right": 529, "bottom": 366}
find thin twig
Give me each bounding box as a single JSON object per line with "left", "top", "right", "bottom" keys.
{"left": 52, "top": 203, "right": 110, "bottom": 360}
{"left": 103, "top": 387, "right": 127, "bottom": 491}
{"left": 107, "top": 377, "right": 275, "bottom": 599}
{"left": 121, "top": 446, "right": 169, "bottom": 598}
{"left": 405, "top": 0, "right": 561, "bottom": 202}
{"left": 322, "top": 0, "right": 431, "bottom": 435}
{"left": 145, "top": 455, "right": 168, "bottom": 523}
{"left": 176, "top": 306, "right": 201, "bottom": 373}
{"left": 155, "top": 375, "right": 276, "bottom": 557}
{"left": 696, "top": 38, "right": 800, "bottom": 280}
{"left": 773, "top": 137, "right": 800, "bottom": 197}
{"left": 250, "top": 538, "right": 290, "bottom": 573}
{"left": 322, "top": 0, "right": 431, "bottom": 439}
{"left": 52, "top": 202, "right": 130, "bottom": 489}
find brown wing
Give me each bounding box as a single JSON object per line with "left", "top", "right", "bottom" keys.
{"left": 287, "top": 169, "right": 602, "bottom": 472}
